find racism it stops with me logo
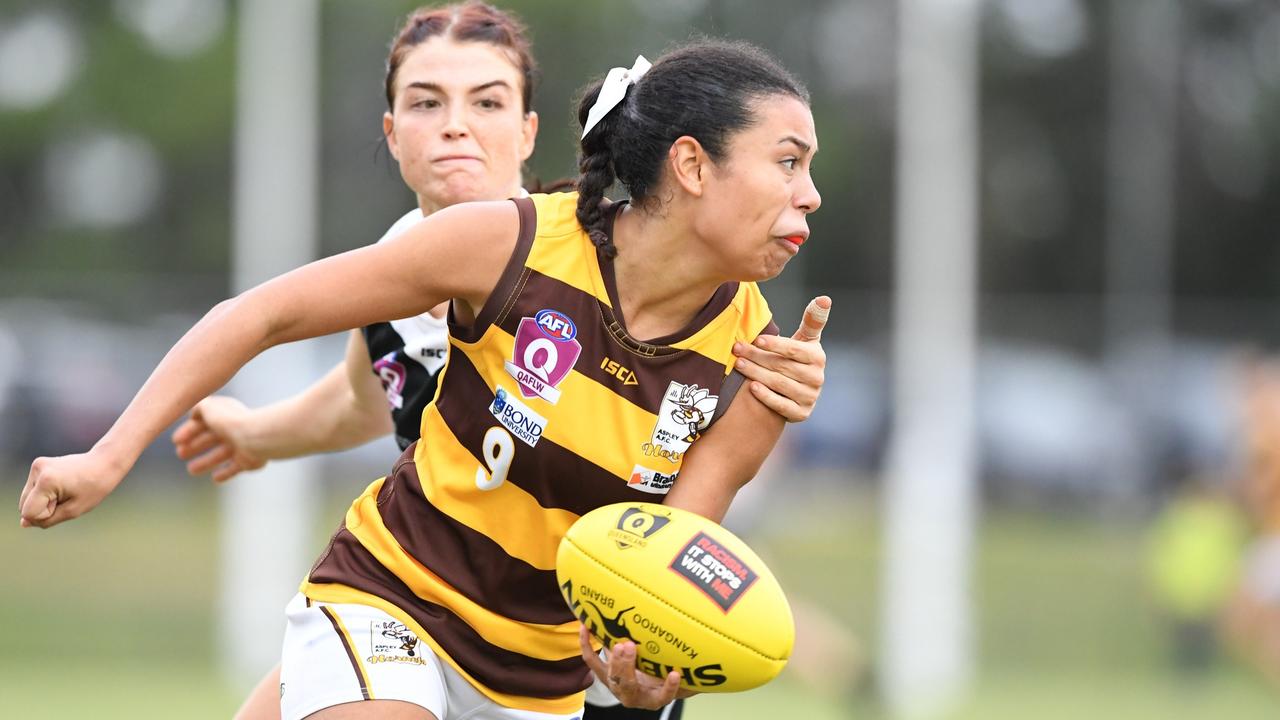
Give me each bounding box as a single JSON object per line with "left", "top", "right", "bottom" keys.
{"left": 669, "top": 531, "right": 759, "bottom": 612}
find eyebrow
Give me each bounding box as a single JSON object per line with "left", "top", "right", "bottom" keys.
{"left": 778, "top": 135, "right": 814, "bottom": 154}
{"left": 405, "top": 80, "right": 513, "bottom": 95}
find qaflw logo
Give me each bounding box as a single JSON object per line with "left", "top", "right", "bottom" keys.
{"left": 373, "top": 352, "right": 407, "bottom": 409}
{"left": 504, "top": 309, "right": 581, "bottom": 404}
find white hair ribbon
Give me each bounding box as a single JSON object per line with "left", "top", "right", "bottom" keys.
{"left": 581, "top": 55, "right": 651, "bottom": 139}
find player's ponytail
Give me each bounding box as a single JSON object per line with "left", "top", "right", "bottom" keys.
{"left": 576, "top": 80, "right": 622, "bottom": 260}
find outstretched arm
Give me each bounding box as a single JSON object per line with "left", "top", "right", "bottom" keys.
{"left": 19, "top": 201, "right": 518, "bottom": 528}
{"left": 172, "top": 329, "right": 393, "bottom": 483}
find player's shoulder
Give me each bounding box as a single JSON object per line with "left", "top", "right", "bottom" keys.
{"left": 528, "top": 191, "right": 586, "bottom": 239}
{"left": 730, "top": 281, "right": 774, "bottom": 337}
{"left": 733, "top": 280, "right": 769, "bottom": 307}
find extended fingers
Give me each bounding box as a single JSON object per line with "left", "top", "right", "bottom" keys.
{"left": 607, "top": 642, "right": 639, "bottom": 696}
{"left": 792, "top": 295, "right": 832, "bottom": 341}
{"left": 744, "top": 335, "right": 826, "bottom": 367}
{"left": 579, "top": 626, "right": 609, "bottom": 679}
{"left": 747, "top": 380, "right": 810, "bottom": 422}
{"left": 738, "top": 361, "right": 816, "bottom": 405}
{"left": 185, "top": 444, "right": 234, "bottom": 477}
{"left": 577, "top": 627, "right": 681, "bottom": 710}
{"left": 210, "top": 460, "right": 245, "bottom": 484}
{"left": 735, "top": 342, "right": 823, "bottom": 395}
{"left": 174, "top": 429, "right": 219, "bottom": 461}
{"left": 170, "top": 417, "right": 202, "bottom": 445}
{"left": 606, "top": 642, "right": 680, "bottom": 710}
{"left": 658, "top": 671, "right": 682, "bottom": 705}
{"left": 735, "top": 349, "right": 822, "bottom": 392}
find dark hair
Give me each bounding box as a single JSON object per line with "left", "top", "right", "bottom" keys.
{"left": 575, "top": 39, "right": 809, "bottom": 260}
{"left": 385, "top": 2, "right": 537, "bottom": 113}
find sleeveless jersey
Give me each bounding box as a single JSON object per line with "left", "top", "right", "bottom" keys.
{"left": 361, "top": 208, "right": 450, "bottom": 450}
{"left": 303, "top": 192, "right": 777, "bottom": 713}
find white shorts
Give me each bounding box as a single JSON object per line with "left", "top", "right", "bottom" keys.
{"left": 279, "top": 593, "right": 585, "bottom": 720}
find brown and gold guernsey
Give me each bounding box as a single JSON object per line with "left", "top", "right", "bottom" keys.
{"left": 302, "top": 192, "right": 777, "bottom": 713}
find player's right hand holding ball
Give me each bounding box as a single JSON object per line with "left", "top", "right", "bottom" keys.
{"left": 578, "top": 625, "right": 698, "bottom": 710}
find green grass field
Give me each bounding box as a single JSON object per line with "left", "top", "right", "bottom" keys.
{"left": 2, "top": 473, "right": 1276, "bottom": 718}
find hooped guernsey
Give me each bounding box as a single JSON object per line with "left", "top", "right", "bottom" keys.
{"left": 302, "top": 192, "right": 778, "bottom": 714}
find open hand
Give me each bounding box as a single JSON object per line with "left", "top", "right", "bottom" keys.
{"left": 578, "top": 625, "right": 696, "bottom": 710}
{"left": 172, "top": 396, "right": 266, "bottom": 482}
{"left": 732, "top": 295, "right": 830, "bottom": 421}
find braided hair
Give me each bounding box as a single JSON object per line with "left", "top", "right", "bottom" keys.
{"left": 574, "top": 40, "right": 808, "bottom": 260}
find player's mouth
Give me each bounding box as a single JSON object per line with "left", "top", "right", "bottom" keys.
{"left": 432, "top": 155, "right": 483, "bottom": 165}
{"left": 779, "top": 233, "right": 808, "bottom": 249}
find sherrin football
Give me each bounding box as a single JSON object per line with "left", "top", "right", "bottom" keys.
{"left": 556, "top": 502, "right": 794, "bottom": 693}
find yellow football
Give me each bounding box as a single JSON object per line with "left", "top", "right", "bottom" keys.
{"left": 556, "top": 502, "right": 794, "bottom": 693}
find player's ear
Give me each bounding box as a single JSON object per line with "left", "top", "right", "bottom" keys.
{"left": 668, "top": 136, "right": 708, "bottom": 198}
{"left": 520, "top": 111, "right": 538, "bottom": 162}
{"left": 384, "top": 111, "right": 401, "bottom": 162}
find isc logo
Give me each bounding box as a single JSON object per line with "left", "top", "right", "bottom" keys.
{"left": 600, "top": 357, "right": 638, "bottom": 385}
{"left": 535, "top": 309, "right": 577, "bottom": 342}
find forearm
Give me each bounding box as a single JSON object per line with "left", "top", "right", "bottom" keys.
{"left": 93, "top": 296, "right": 275, "bottom": 474}
{"left": 240, "top": 359, "right": 392, "bottom": 460}
{"left": 23, "top": 205, "right": 518, "bottom": 528}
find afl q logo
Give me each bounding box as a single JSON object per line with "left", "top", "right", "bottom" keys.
{"left": 506, "top": 311, "right": 582, "bottom": 404}
{"left": 610, "top": 507, "right": 671, "bottom": 550}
